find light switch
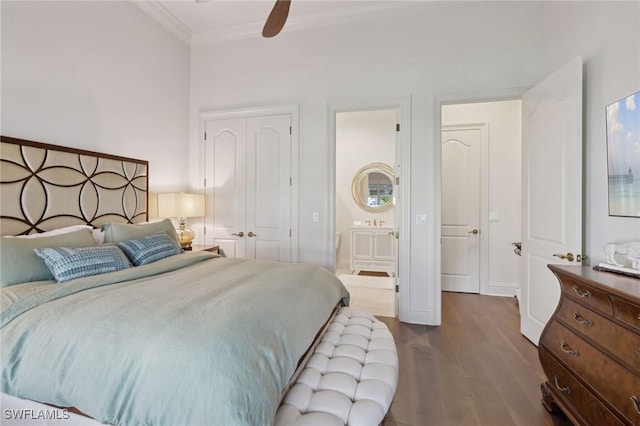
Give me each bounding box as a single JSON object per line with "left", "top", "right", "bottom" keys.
{"left": 489, "top": 212, "right": 499, "bottom": 222}
{"left": 415, "top": 214, "right": 427, "bottom": 224}
{"left": 312, "top": 212, "right": 320, "bottom": 222}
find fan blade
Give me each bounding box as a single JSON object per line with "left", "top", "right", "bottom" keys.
{"left": 262, "top": 0, "right": 291, "bottom": 38}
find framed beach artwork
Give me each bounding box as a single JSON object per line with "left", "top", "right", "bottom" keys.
{"left": 606, "top": 90, "right": 640, "bottom": 218}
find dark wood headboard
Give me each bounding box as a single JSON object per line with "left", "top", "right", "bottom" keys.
{"left": 0, "top": 136, "right": 148, "bottom": 236}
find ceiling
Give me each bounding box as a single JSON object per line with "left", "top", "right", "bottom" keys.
{"left": 132, "top": 0, "right": 420, "bottom": 46}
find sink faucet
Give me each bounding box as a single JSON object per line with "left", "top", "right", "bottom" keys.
{"left": 373, "top": 219, "right": 377, "bottom": 226}
{"left": 364, "top": 220, "right": 371, "bottom": 226}
{"left": 380, "top": 220, "right": 385, "bottom": 226}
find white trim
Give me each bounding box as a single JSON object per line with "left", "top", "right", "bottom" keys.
{"left": 199, "top": 104, "right": 300, "bottom": 263}
{"left": 191, "top": 3, "right": 422, "bottom": 47}
{"left": 434, "top": 87, "right": 528, "bottom": 325}
{"left": 131, "top": 0, "right": 191, "bottom": 46}
{"left": 328, "top": 96, "right": 411, "bottom": 322}
{"left": 487, "top": 281, "right": 519, "bottom": 297}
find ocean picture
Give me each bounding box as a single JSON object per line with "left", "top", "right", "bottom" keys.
{"left": 606, "top": 91, "right": 640, "bottom": 217}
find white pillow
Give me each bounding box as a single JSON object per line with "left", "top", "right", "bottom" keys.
{"left": 92, "top": 228, "right": 105, "bottom": 245}
{"left": 7, "top": 225, "right": 93, "bottom": 239}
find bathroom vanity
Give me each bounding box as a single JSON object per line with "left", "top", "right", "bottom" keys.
{"left": 350, "top": 226, "right": 395, "bottom": 275}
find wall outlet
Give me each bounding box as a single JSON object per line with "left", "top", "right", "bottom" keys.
{"left": 415, "top": 214, "right": 427, "bottom": 224}
{"left": 312, "top": 212, "right": 320, "bottom": 222}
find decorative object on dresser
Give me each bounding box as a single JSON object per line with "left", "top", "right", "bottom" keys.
{"left": 598, "top": 241, "right": 640, "bottom": 277}
{"left": 157, "top": 192, "right": 205, "bottom": 249}
{"left": 539, "top": 264, "right": 640, "bottom": 426}
{"left": 350, "top": 226, "right": 395, "bottom": 275}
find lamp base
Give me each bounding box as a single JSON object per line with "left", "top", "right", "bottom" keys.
{"left": 176, "top": 225, "right": 195, "bottom": 249}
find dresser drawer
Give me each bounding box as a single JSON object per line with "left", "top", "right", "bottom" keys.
{"left": 560, "top": 276, "right": 614, "bottom": 316}
{"left": 614, "top": 297, "right": 640, "bottom": 334}
{"left": 556, "top": 297, "right": 640, "bottom": 375}
{"left": 539, "top": 348, "right": 624, "bottom": 426}
{"left": 542, "top": 320, "right": 640, "bottom": 425}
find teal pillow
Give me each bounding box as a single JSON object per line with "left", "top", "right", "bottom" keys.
{"left": 0, "top": 229, "right": 97, "bottom": 287}
{"left": 117, "top": 232, "right": 183, "bottom": 266}
{"left": 102, "top": 219, "right": 180, "bottom": 247}
{"left": 34, "top": 245, "right": 131, "bottom": 283}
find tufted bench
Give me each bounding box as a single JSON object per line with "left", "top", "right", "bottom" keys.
{"left": 275, "top": 308, "right": 399, "bottom": 426}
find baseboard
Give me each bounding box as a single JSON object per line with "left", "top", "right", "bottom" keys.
{"left": 486, "top": 281, "right": 519, "bottom": 298}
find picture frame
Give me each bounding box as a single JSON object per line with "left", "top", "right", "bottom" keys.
{"left": 606, "top": 90, "right": 640, "bottom": 218}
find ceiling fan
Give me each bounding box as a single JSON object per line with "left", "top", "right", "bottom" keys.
{"left": 262, "top": 0, "right": 291, "bottom": 38}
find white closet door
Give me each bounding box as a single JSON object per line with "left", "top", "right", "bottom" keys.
{"left": 246, "top": 114, "right": 292, "bottom": 262}
{"left": 205, "top": 118, "right": 247, "bottom": 258}
{"left": 205, "top": 114, "right": 292, "bottom": 261}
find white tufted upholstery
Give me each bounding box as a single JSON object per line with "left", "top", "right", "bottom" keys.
{"left": 275, "top": 308, "right": 398, "bottom": 426}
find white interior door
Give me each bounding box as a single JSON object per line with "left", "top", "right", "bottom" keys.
{"left": 521, "top": 57, "right": 583, "bottom": 345}
{"left": 246, "top": 114, "right": 292, "bottom": 262}
{"left": 205, "top": 118, "right": 247, "bottom": 258}
{"left": 205, "top": 114, "right": 292, "bottom": 261}
{"left": 441, "top": 126, "right": 482, "bottom": 293}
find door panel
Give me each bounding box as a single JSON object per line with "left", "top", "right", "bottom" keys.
{"left": 205, "top": 118, "right": 246, "bottom": 258}
{"left": 521, "top": 57, "right": 583, "bottom": 345}
{"left": 441, "top": 127, "right": 481, "bottom": 293}
{"left": 246, "top": 114, "right": 292, "bottom": 262}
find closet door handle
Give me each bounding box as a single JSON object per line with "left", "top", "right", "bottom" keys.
{"left": 248, "top": 232, "right": 257, "bottom": 238}
{"left": 232, "top": 231, "right": 244, "bottom": 237}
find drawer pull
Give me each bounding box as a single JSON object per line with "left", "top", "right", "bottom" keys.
{"left": 572, "top": 285, "right": 591, "bottom": 298}
{"left": 636, "top": 349, "right": 640, "bottom": 358}
{"left": 631, "top": 396, "right": 640, "bottom": 414}
{"left": 573, "top": 312, "right": 593, "bottom": 327}
{"left": 560, "top": 340, "right": 580, "bottom": 356}
{"left": 553, "top": 375, "right": 571, "bottom": 394}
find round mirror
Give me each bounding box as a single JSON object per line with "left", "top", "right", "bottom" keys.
{"left": 351, "top": 163, "right": 394, "bottom": 213}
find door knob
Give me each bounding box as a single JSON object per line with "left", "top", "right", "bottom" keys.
{"left": 247, "top": 231, "right": 257, "bottom": 238}
{"left": 468, "top": 229, "right": 479, "bottom": 235}
{"left": 232, "top": 231, "right": 244, "bottom": 237}
{"left": 553, "top": 252, "right": 575, "bottom": 262}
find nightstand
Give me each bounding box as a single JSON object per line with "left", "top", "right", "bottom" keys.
{"left": 186, "top": 245, "right": 219, "bottom": 254}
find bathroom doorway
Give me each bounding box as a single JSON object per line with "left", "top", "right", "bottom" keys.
{"left": 335, "top": 108, "right": 398, "bottom": 317}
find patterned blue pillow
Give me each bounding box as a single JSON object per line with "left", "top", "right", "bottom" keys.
{"left": 34, "top": 245, "right": 131, "bottom": 283}
{"left": 117, "top": 232, "right": 183, "bottom": 266}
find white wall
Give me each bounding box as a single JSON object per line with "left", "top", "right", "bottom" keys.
{"left": 190, "top": 2, "right": 543, "bottom": 324}
{"left": 1, "top": 1, "right": 191, "bottom": 193}
{"left": 336, "top": 109, "right": 396, "bottom": 270}
{"left": 540, "top": 1, "right": 640, "bottom": 263}
{"left": 442, "top": 100, "right": 522, "bottom": 296}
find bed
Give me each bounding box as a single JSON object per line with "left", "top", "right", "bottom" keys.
{"left": 0, "top": 136, "right": 397, "bottom": 426}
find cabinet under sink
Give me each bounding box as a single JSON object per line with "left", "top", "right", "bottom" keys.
{"left": 350, "top": 226, "right": 395, "bottom": 275}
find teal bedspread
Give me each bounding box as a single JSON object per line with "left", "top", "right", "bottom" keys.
{"left": 1, "top": 252, "right": 349, "bottom": 426}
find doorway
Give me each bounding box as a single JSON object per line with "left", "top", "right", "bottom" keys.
{"left": 335, "top": 109, "right": 397, "bottom": 317}
{"left": 440, "top": 100, "right": 523, "bottom": 299}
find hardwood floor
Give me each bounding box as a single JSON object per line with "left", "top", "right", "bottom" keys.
{"left": 379, "top": 292, "right": 573, "bottom": 426}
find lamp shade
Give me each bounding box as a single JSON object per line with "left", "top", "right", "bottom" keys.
{"left": 157, "top": 193, "right": 205, "bottom": 218}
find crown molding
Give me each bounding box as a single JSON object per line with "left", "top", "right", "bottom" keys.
{"left": 134, "top": 1, "right": 422, "bottom": 48}
{"left": 192, "top": 2, "right": 421, "bottom": 47}
{"left": 132, "top": 0, "right": 192, "bottom": 46}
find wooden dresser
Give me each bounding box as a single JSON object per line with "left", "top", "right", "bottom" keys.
{"left": 539, "top": 265, "right": 640, "bottom": 426}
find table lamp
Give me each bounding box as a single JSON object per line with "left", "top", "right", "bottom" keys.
{"left": 157, "top": 193, "right": 205, "bottom": 248}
